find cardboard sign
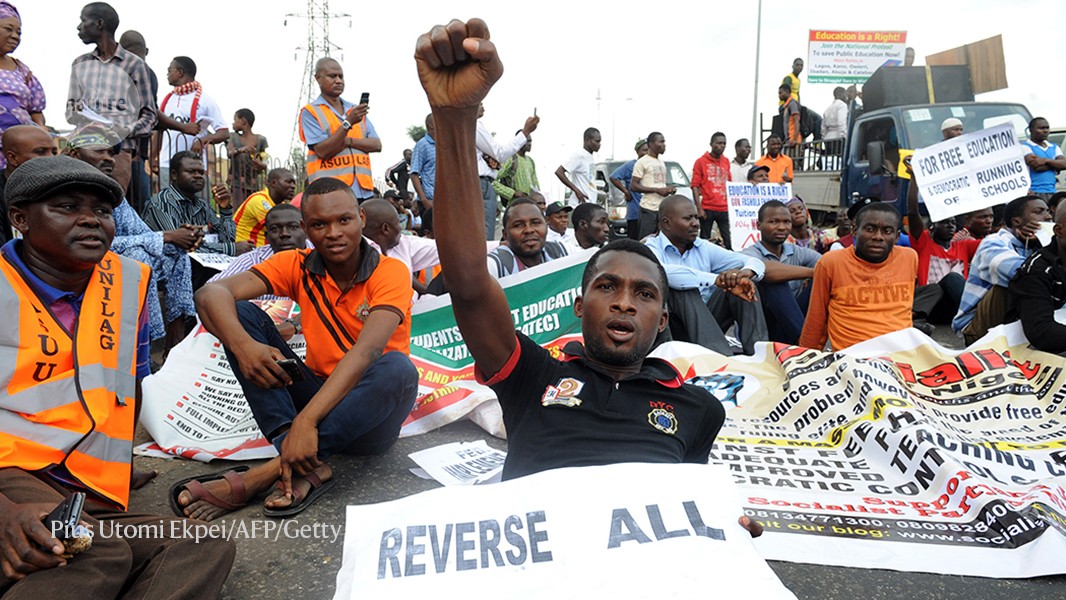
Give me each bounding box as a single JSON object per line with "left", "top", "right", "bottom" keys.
{"left": 333, "top": 463, "right": 796, "bottom": 599}
{"left": 911, "top": 123, "right": 1028, "bottom": 222}
{"left": 808, "top": 30, "right": 907, "bottom": 84}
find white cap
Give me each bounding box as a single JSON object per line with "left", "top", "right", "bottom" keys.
{"left": 940, "top": 117, "right": 963, "bottom": 131}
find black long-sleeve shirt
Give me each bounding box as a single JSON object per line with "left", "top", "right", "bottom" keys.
{"left": 1008, "top": 241, "right": 1066, "bottom": 354}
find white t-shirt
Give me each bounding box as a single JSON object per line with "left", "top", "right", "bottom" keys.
{"left": 560, "top": 149, "right": 595, "bottom": 206}
{"left": 633, "top": 154, "right": 668, "bottom": 211}
{"left": 730, "top": 158, "right": 755, "bottom": 184}
{"left": 159, "top": 89, "right": 228, "bottom": 168}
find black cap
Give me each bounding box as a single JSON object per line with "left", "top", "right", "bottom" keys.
{"left": 545, "top": 201, "right": 573, "bottom": 216}
{"left": 746, "top": 164, "right": 770, "bottom": 180}
{"left": 846, "top": 196, "right": 880, "bottom": 221}
{"left": 7, "top": 155, "right": 124, "bottom": 208}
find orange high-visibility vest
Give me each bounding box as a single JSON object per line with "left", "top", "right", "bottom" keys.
{"left": 300, "top": 101, "right": 374, "bottom": 191}
{"left": 0, "top": 251, "right": 149, "bottom": 509}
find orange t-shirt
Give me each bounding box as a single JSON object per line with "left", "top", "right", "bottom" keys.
{"left": 799, "top": 246, "right": 918, "bottom": 351}
{"left": 250, "top": 242, "right": 412, "bottom": 377}
{"left": 755, "top": 153, "right": 794, "bottom": 183}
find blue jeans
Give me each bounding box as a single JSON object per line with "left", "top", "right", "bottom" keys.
{"left": 758, "top": 281, "right": 811, "bottom": 345}
{"left": 226, "top": 302, "right": 418, "bottom": 457}
{"left": 481, "top": 177, "right": 498, "bottom": 240}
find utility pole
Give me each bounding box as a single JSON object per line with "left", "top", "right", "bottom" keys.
{"left": 284, "top": 0, "right": 351, "bottom": 151}
{"left": 751, "top": 0, "right": 763, "bottom": 150}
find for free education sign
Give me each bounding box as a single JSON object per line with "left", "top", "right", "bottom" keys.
{"left": 808, "top": 30, "right": 907, "bottom": 84}
{"left": 911, "top": 123, "right": 1029, "bottom": 223}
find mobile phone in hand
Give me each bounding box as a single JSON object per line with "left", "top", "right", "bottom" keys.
{"left": 43, "top": 492, "right": 85, "bottom": 541}
{"left": 360, "top": 92, "right": 370, "bottom": 106}
{"left": 276, "top": 358, "right": 305, "bottom": 383}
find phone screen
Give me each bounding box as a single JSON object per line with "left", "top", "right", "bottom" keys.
{"left": 360, "top": 92, "right": 370, "bottom": 105}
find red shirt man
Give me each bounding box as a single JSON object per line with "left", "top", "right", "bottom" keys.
{"left": 691, "top": 132, "right": 732, "bottom": 213}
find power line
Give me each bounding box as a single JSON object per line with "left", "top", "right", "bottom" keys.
{"left": 284, "top": 0, "right": 351, "bottom": 153}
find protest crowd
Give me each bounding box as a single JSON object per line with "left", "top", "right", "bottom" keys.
{"left": 1, "top": 1, "right": 1064, "bottom": 597}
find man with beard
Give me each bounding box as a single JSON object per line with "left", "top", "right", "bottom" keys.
{"left": 487, "top": 197, "right": 569, "bottom": 278}
{"left": 646, "top": 195, "right": 768, "bottom": 355}
{"left": 800, "top": 203, "right": 918, "bottom": 351}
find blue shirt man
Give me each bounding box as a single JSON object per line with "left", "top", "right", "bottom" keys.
{"left": 410, "top": 115, "right": 437, "bottom": 210}
{"left": 610, "top": 139, "right": 648, "bottom": 239}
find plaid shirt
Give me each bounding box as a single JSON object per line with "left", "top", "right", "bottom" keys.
{"left": 952, "top": 228, "right": 1039, "bottom": 332}
{"left": 492, "top": 153, "right": 540, "bottom": 201}
{"left": 142, "top": 187, "right": 237, "bottom": 255}
{"left": 66, "top": 46, "right": 156, "bottom": 151}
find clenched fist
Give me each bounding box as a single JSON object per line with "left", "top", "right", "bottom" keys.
{"left": 414, "top": 18, "right": 503, "bottom": 110}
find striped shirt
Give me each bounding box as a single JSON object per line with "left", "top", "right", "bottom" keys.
{"left": 66, "top": 46, "right": 156, "bottom": 151}
{"left": 142, "top": 186, "right": 237, "bottom": 255}
{"left": 952, "top": 228, "right": 1040, "bottom": 332}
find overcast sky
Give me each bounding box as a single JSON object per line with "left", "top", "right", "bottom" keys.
{"left": 18, "top": 0, "right": 1066, "bottom": 201}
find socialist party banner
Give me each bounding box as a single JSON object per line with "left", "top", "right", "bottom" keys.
{"left": 727, "top": 183, "right": 792, "bottom": 250}
{"left": 808, "top": 30, "right": 907, "bottom": 83}
{"left": 652, "top": 316, "right": 1066, "bottom": 578}
{"left": 138, "top": 252, "right": 592, "bottom": 460}
{"left": 333, "top": 463, "right": 796, "bottom": 599}
{"left": 912, "top": 123, "right": 1029, "bottom": 222}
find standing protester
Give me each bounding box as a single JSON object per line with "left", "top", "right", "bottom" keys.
{"left": 299, "top": 58, "right": 380, "bottom": 202}
{"left": 730, "top": 138, "right": 755, "bottom": 184}
{"left": 781, "top": 57, "right": 803, "bottom": 105}
{"left": 116, "top": 30, "right": 156, "bottom": 209}
{"left": 631, "top": 131, "right": 675, "bottom": 239}
{"left": 476, "top": 102, "right": 538, "bottom": 239}
{"left": 385, "top": 148, "right": 412, "bottom": 196}
{"left": 555, "top": 127, "right": 600, "bottom": 207}
{"left": 67, "top": 2, "right": 156, "bottom": 196}
{"left": 821, "top": 86, "right": 848, "bottom": 165}
{"left": 904, "top": 47, "right": 916, "bottom": 66}
{"left": 1022, "top": 117, "right": 1065, "bottom": 202}
{"left": 155, "top": 56, "right": 228, "bottom": 188}
{"left": 756, "top": 135, "right": 794, "bottom": 183}
{"left": 233, "top": 168, "right": 297, "bottom": 247}
{"left": 0, "top": 156, "right": 235, "bottom": 596}
{"left": 691, "top": 132, "right": 732, "bottom": 247}
{"left": 779, "top": 84, "right": 803, "bottom": 154}
{"left": 609, "top": 139, "right": 648, "bottom": 240}
{"left": 409, "top": 113, "right": 436, "bottom": 211}
{"left": 0, "top": 1, "right": 45, "bottom": 171}
{"left": 227, "top": 108, "right": 268, "bottom": 204}
{"left": 493, "top": 130, "right": 540, "bottom": 204}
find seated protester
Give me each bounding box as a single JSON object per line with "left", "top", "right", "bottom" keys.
{"left": 953, "top": 195, "right": 1052, "bottom": 345}
{"left": 414, "top": 26, "right": 761, "bottom": 537}
{"left": 952, "top": 207, "right": 994, "bottom": 242}
{"left": 0, "top": 156, "right": 234, "bottom": 595}
{"left": 232, "top": 168, "right": 297, "bottom": 246}
{"left": 786, "top": 197, "right": 831, "bottom": 253}
{"left": 67, "top": 127, "right": 199, "bottom": 348}
{"left": 176, "top": 177, "right": 418, "bottom": 521}
{"left": 905, "top": 159, "right": 980, "bottom": 328}
{"left": 208, "top": 203, "right": 311, "bottom": 305}
{"left": 144, "top": 151, "right": 248, "bottom": 291}
{"left": 799, "top": 203, "right": 918, "bottom": 351}
{"left": 747, "top": 164, "right": 770, "bottom": 184}
{"left": 740, "top": 200, "right": 820, "bottom": 345}
{"left": 571, "top": 201, "right": 610, "bottom": 250}
{"left": 646, "top": 195, "right": 768, "bottom": 356}
{"left": 544, "top": 200, "right": 577, "bottom": 247}
{"left": 829, "top": 197, "right": 911, "bottom": 250}
{"left": 384, "top": 189, "right": 414, "bottom": 231}
{"left": 528, "top": 190, "right": 547, "bottom": 213}
{"left": 1008, "top": 201, "right": 1066, "bottom": 355}
{"left": 1, "top": 125, "right": 60, "bottom": 243}
{"left": 361, "top": 199, "right": 440, "bottom": 296}
{"left": 487, "top": 197, "right": 569, "bottom": 279}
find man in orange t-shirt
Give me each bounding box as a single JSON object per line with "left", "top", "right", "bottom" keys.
{"left": 756, "top": 135, "right": 794, "bottom": 183}
{"left": 174, "top": 177, "right": 418, "bottom": 521}
{"left": 800, "top": 203, "right": 918, "bottom": 351}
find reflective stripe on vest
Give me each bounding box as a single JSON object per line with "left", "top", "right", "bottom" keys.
{"left": 0, "top": 251, "right": 148, "bottom": 508}
{"left": 300, "top": 102, "right": 374, "bottom": 191}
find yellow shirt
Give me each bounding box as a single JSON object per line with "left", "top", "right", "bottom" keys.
{"left": 233, "top": 189, "right": 276, "bottom": 246}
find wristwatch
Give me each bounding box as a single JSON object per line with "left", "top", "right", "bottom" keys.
{"left": 341, "top": 119, "right": 352, "bottom": 130}
{"left": 285, "top": 318, "right": 302, "bottom": 334}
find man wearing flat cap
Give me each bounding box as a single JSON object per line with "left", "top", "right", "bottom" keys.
{"left": 0, "top": 156, "right": 234, "bottom": 596}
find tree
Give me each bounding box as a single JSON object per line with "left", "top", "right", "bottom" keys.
{"left": 407, "top": 125, "right": 426, "bottom": 143}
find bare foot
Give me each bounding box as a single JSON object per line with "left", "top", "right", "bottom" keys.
{"left": 264, "top": 463, "right": 333, "bottom": 510}
{"left": 131, "top": 467, "right": 158, "bottom": 490}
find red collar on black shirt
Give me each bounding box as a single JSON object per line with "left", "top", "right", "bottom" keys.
{"left": 559, "top": 341, "right": 685, "bottom": 388}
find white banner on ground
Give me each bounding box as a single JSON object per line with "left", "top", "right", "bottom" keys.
{"left": 912, "top": 123, "right": 1029, "bottom": 222}
{"left": 333, "top": 463, "right": 796, "bottom": 600}
{"left": 189, "top": 252, "right": 234, "bottom": 270}
{"left": 807, "top": 30, "right": 907, "bottom": 83}
{"left": 408, "top": 441, "right": 505, "bottom": 486}
{"left": 727, "top": 183, "right": 792, "bottom": 250}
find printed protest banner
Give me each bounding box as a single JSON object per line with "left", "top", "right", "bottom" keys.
{"left": 727, "top": 183, "right": 792, "bottom": 250}
{"left": 408, "top": 441, "right": 506, "bottom": 486}
{"left": 189, "top": 252, "right": 234, "bottom": 270}
{"left": 912, "top": 122, "right": 1029, "bottom": 222}
{"left": 652, "top": 316, "right": 1066, "bottom": 578}
{"left": 333, "top": 462, "right": 796, "bottom": 599}
{"left": 808, "top": 30, "right": 907, "bottom": 84}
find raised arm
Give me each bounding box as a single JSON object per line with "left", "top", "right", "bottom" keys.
{"left": 415, "top": 18, "right": 516, "bottom": 377}
{"left": 904, "top": 157, "right": 924, "bottom": 241}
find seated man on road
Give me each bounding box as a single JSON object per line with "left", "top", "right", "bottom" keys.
{"left": 175, "top": 177, "right": 419, "bottom": 521}
{"left": 952, "top": 207, "right": 994, "bottom": 242}
{"left": 1008, "top": 201, "right": 1066, "bottom": 355}
{"left": 361, "top": 198, "right": 441, "bottom": 296}
{"left": 0, "top": 156, "right": 234, "bottom": 596}
{"left": 799, "top": 203, "right": 918, "bottom": 351}
{"left": 209, "top": 203, "right": 311, "bottom": 303}
{"left": 954, "top": 195, "right": 1052, "bottom": 345}
{"left": 740, "top": 200, "right": 821, "bottom": 345}
{"left": 829, "top": 197, "right": 911, "bottom": 251}
{"left": 232, "top": 168, "right": 298, "bottom": 246}
{"left": 904, "top": 159, "right": 980, "bottom": 329}
{"left": 646, "top": 195, "right": 768, "bottom": 356}
{"left": 414, "top": 17, "right": 760, "bottom": 534}
{"left": 570, "top": 201, "right": 610, "bottom": 250}
{"left": 544, "top": 200, "right": 577, "bottom": 247}
{"left": 1, "top": 126, "right": 59, "bottom": 242}
{"left": 67, "top": 126, "right": 199, "bottom": 349}
{"left": 487, "top": 197, "right": 569, "bottom": 279}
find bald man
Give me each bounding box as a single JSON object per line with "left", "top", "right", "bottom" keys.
{"left": 362, "top": 198, "right": 440, "bottom": 296}
{"left": 1, "top": 125, "right": 57, "bottom": 241}
{"left": 299, "top": 57, "right": 381, "bottom": 201}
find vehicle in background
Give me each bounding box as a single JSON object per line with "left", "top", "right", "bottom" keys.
{"left": 1047, "top": 127, "right": 1066, "bottom": 193}
{"left": 594, "top": 160, "right": 692, "bottom": 239}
